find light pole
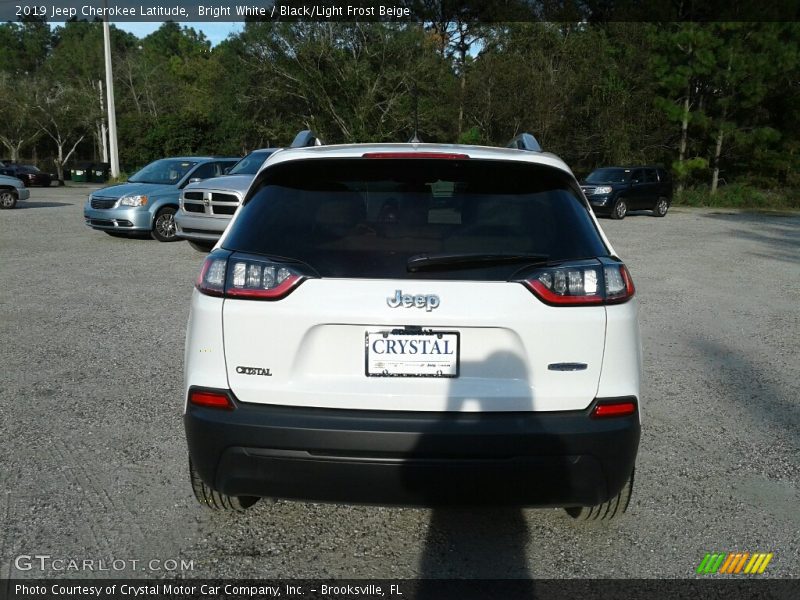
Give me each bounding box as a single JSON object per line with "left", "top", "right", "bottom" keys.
{"left": 102, "top": 10, "right": 120, "bottom": 178}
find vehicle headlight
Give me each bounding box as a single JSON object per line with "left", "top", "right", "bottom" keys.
{"left": 593, "top": 186, "right": 613, "bottom": 194}
{"left": 119, "top": 194, "right": 148, "bottom": 207}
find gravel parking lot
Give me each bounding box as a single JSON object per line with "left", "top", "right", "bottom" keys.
{"left": 1, "top": 185, "right": 798, "bottom": 580}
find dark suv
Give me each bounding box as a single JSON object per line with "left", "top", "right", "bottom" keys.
{"left": 581, "top": 166, "right": 672, "bottom": 219}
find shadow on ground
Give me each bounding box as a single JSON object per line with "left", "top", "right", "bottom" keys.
{"left": 410, "top": 352, "right": 551, "bottom": 595}
{"left": 691, "top": 336, "right": 799, "bottom": 444}
{"left": 11, "top": 201, "right": 71, "bottom": 209}
{"left": 703, "top": 211, "right": 800, "bottom": 264}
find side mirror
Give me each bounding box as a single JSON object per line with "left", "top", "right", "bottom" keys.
{"left": 188, "top": 177, "right": 203, "bottom": 184}
{"left": 223, "top": 167, "right": 231, "bottom": 175}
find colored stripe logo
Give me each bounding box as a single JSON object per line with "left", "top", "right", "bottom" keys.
{"left": 697, "top": 552, "right": 773, "bottom": 574}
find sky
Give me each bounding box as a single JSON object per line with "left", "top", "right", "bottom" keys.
{"left": 118, "top": 22, "right": 243, "bottom": 45}
{"left": 48, "top": 21, "right": 244, "bottom": 46}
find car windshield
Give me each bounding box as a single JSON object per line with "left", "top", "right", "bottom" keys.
{"left": 128, "top": 159, "right": 197, "bottom": 185}
{"left": 228, "top": 150, "right": 276, "bottom": 175}
{"left": 224, "top": 158, "right": 608, "bottom": 280}
{"left": 586, "top": 168, "right": 630, "bottom": 183}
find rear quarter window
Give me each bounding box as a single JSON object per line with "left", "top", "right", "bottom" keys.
{"left": 223, "top": 158, "right": 609, "bottom": 280}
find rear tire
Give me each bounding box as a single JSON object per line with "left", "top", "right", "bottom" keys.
{"left": 653, "top": 197, "right": 669, "bottom": 217}
{"left": 0, "top": 190, "right": 17, "bottom": 209}
{"left": 189, "top": 459, "right": 259, "bottom": 512}
{"left": 188, "top": 240, "right": 215, "bottom": 253}
{"left": 611, "top": 198, "right": 627, "bottom": 220}
{"left": 566, "top": 468, "right": 634, "bottom": 521}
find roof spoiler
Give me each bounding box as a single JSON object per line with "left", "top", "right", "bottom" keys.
{"left": 290, "top": 130, "right": 324, "bottom": 148}
{"left": 506, "top": 133, "right": 542, "bottom": 152}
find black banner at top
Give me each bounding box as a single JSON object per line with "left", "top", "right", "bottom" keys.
{"left": 2, "top": 0, "right": 800, "bottom": 23}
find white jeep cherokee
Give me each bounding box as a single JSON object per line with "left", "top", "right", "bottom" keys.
{"left": 184, "top": 132, "right": 641, "bottom": 520}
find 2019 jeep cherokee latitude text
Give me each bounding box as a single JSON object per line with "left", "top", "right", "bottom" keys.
{"left": 184, "top": 140, "right": 642, "bottom": 519}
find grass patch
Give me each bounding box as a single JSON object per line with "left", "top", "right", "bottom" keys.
{"left": 107, "top": 172, "right": 129, "bottom": 185}
{"left": 675, "top": 184, "right": 799, "bottom": 210}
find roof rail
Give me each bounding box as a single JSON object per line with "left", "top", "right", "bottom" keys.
{"left": 290, "top": 130, "right": 324, "bottom": 148}
{"left": 507, "top": 133, "right": 542, "bottom": 152}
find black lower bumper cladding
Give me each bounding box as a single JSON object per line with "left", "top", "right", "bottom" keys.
{"left": 185, "top": 388, "right": 640, "bottom": 507}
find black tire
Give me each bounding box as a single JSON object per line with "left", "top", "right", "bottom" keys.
{"left": 565, "top": 468, "right": 634, "bottom": 521}
{"left": 189, "top": 459, "right": 259, "bottom": 512}
{"left": 0, "top": 189, "right": 17, "bottom": 209}
{"left": 151, "top": 206, "right": 179, "bottom": 242}
{"left": 653, "top": 196, "right": 669, "bottom": 217}
{"left": 188, "top": 240, "right": 215, "bottom": 253}
{"left": 611, "top": 198, "right": 627, "bottom": 220}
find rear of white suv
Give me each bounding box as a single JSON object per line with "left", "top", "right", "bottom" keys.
{"left": 184, "top": 141, "right": 641, "bottom": 519}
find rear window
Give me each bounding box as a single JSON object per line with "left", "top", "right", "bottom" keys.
{"left": 223, "top": 159, "right": 608, "bottom": 280}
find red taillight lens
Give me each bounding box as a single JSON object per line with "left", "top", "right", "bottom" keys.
{"left": 522, "top": 262, "right": 634, "bottom": 306}
{"left": 362, "top": 152, "right": 470, "bottom": 160}
{"left": 592, "top": 399, "right": 637, "bottom": 418}
{"left": 196, "top": 255, "right": 227, "bottom": 297}
{"left": 196, "top": 252, "right": 309, "bottom": 300}
{"left": 189, "top": 389, "right": 234, "bottom": 410}
{"left": 604, "top": 264, "right": 635, "bottom": 304}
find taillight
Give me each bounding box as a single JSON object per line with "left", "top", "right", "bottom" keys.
{"left": 592, "top": 398, "right": 637, "bottom": 418}
{"left": 603, "top": 263, "right": 636, "bottom": 304}
{"left": 196, "top": 251, "right": 310, "bottom": 300}
{"left": 362, "top": 152, "right": 470, "bottom": 160}
{"left": 196, "top": 255, "right": 227, "bottom": 297}
{"left": 188, "top": 388, "right": 234, "bottom": 410}
{"left": 521, "top": 261, "right": 635, "bottom": 306}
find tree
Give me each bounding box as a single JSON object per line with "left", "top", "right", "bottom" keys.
{"left": 651, "top": 24, "right": 719, "bottom": 192}
{"left": 0, "top": 75, "right": 42, "bottom": 161}
{"left": 33, "top": 81, "right": 96, "bottom": 184}
{"left": 705, "top": 23, "right": 789, "bottom": 193}
{"left": 0, "top": 18, "right": 52, "bottom": 75}
{"left": 420, "top": 1, "right": 487, "bottom": 138}
{"left": 46, "top": 21, "right": 137, "bottom": 164}
{"left": 239, "top": 22, "right": 455, "bottom": 144}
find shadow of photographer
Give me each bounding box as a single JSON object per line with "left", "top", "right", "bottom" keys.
{"left": 400, "top": 350, "right": 563, "bottom": 596}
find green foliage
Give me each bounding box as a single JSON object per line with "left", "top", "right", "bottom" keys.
{"left": 2, "top": 21, "right": 798, "bottom": 202}
{"left": 0, "top": 74, "right": 43, "bottom": 159}
{"left": 0, "top": 19, "right": 52, "bottom": 75}
{"left": 107, "top": 172, "right": 130, "bottom": 185}
{"left": 675, "top": 184, "right": 799, "bottom": 210}
{"left": 457, "top": 126, "right": 483, "bottom": 145}
{"left": 672, "top": 157, "right": 708, "bottom": 180}
{"left": 235, "top": 22, "right": 457, "bottom": 145}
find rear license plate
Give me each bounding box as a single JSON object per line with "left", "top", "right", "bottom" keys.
{"left": 365, "top": 330, "right": 460, "bottom": 377}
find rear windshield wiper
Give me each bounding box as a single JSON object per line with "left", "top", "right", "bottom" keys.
{"left": 407, "top": 252, "right": 549, "bottom": 272}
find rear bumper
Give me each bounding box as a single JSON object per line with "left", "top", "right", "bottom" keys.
{"left": 175, "top": 212, "right": 228, "bottom": 241}
{"left": 17, "top": 188, "right": 30, "bottom": 201}
{"left": 185, "top": 390, "right": 640, "bottom": 507}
